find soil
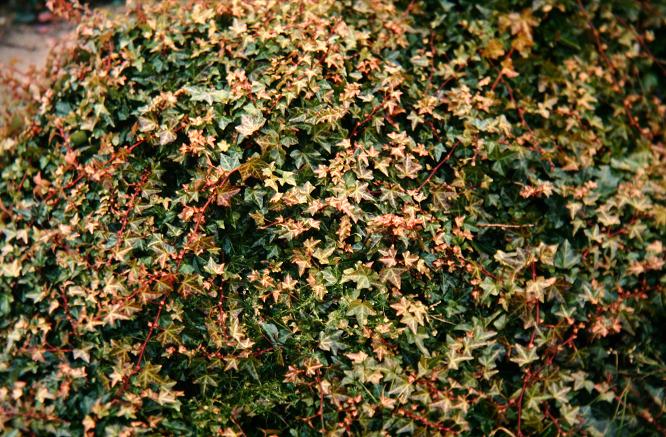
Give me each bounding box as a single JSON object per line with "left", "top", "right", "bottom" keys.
{"left": 0, "top": 5, "right": 122, "bottom": 127}
{"left": 0, "top": 11, "right": 73, "bottom": 128}
{"left": 0, "top": 19, "right": 71, "bottom": 72}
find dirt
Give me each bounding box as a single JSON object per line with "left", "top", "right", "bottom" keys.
{"left": 0, "top": 18, "right": 72, "bottom": 73}
{"left": 0, "top": 13, "right": 72, "bottom": 127}
{"left": 0, "top": 6, "right": 123, "bottom": 127}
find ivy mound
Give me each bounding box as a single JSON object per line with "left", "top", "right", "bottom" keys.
{"left": 1, "top": 1, "right": 665, "bottom": 435}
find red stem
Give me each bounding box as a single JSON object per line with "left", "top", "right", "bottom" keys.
{"left": 416, "top": 141, "right": 459, "bottom": 192}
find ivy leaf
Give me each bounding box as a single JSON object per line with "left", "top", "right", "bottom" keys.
{"left": 341, "top": 263, "right": 379, "bottom": 291}
{"left": 1, "top": 259, "right": 21, "bottom": 277}
{"left": 261, "top": 322, "right": 280, "bottom": 345}
{"left": 194, "top": 373, "right": 218, "bottom": 396}
{"left": 157, "top": 323, "right": 184, "bottom": 345}
{"left": 158, "top": 128, "right": 177, "bottom": 146}
{"left": 138, "top": 116, "right": 158, "bottom": 132}
{"left": 388, "top": 377, "right": 414, "bottom": 402}
{"left": 156, "top": 386, "right": 183, "bottom": 411}
{"left": 220, "top": 151, "right": 241, "bottom": 171}
{"left": 313, "top": 245, "right": 336, "bottom": 264}
{"left": 346, "top": 300, "right": 376, "bottom": 327}
{"left": 235, "top": 112, "right": 266, "bottom": 138}
{"left": 319, "top": 330, "right": 348, "bottom": 356}
{"left": 554, "top": 240, "right": 580, "bottom": 270}
{"left": 184, "top": 86, "right": 230, "bottom": 105}
{"left": 510, "top": 344, "right": 539, "bottom": 367}
{"left": 0, "top": 293, "right": 11, "bottom": 317}
{"left": 203, "top": 258, "right": 225, "bottom": 276}
{"left": 380, "top": 267, "right": 406, "bottom": 289}
{"left": 560, "top": 405, "right": 580, "bottom": 426}
{"left": 136, "top": 363, "right": 165, "bottom": 387}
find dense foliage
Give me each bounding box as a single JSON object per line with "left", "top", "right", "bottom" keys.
{"left": 1, "top": 0, "right": 665, "bottom": 435}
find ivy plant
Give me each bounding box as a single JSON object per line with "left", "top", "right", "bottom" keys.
{"left": 0, "top": 0, "right": 665, "bottom": 435}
